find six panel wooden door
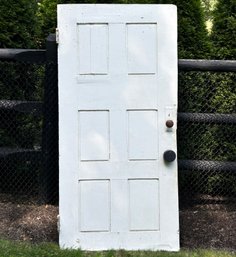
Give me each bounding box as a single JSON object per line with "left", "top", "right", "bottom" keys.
{"left": 58, "top": 4, "right": 179, "bottom": 251}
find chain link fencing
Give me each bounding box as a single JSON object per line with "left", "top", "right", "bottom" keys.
{"left": 0, "top": 59, "right": 235, "bottom": 206}
{"left": 0, "top": 47, "right": 235, "bottom": 248}
{"left": 0, "top": 61, "right": 44, "bottom": 202}
{"left": 178, "top": 71, "right": 236, "bottom": 210}
{"left": 0, "top": 54, "right": 58, "bottom": 204}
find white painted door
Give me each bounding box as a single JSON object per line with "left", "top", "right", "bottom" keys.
{"left": 58, "top": 4, "right": 179, "bottom": 251}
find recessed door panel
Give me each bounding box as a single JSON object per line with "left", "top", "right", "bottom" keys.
{"left": 79, "top": 111, "right": 110, "bottom": 161}
{"left": 78, "top": 24, "right": 108, "bottom": 75}
{"left": 127, "top": 23, "right": 157, "bottom": 74}
{"left": 79, "top": 180, "right": 110, "bottom": 232}
{"left": 129, "top": 179, "right": 159, "bottom": 231}
{"left": 128, "top": 110, "right": 158, "bottom": 160}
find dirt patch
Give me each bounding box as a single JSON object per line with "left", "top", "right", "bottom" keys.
{"left": 0, "top": 194, "right": 58, "bottom": 243}
{"left": 180, "top": 209, "right": 236, "bottom": 251}
{"left": 0, "top": 193, "right": 235, "bottom": 251}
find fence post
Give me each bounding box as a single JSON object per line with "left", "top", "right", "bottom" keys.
{"left": 40, "top": 34, "right": 58, "bottom": 204}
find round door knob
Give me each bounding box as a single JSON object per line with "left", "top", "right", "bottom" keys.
{"left": 163, "top": 150, "right": 176, "bottom": 162}
{"left": 166, "top": 120, "right": 174, "bottom": 128}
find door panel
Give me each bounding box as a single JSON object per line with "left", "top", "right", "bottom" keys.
{"left": 79, "top": 110, "right": 110, "bottom": 161}
{"left": 129, "top": 179, "right": 159, "bottom": 231}
{"left": 127, "top": 23, "right": 157, "bottom": 74}
{"left": 78, "top": 24, "right": 109, "bottom": 75}
{"left": 79, "top": 180, "right": 110, "bottom": 232}
{"left": 127, "top": 110, "right": 158, "bottom": 160}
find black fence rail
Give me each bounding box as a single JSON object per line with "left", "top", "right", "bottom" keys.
{"left": 0, "top": 100, "right": 42, "bottom": 115}
{"left": 0, "top": 49, "right": 46, "bottom": 63}
{"left": 0, "top": 36, "right": 235, "bottom": 206}
{"left": 179, "top": 59, "right": 236, "bottom": 72}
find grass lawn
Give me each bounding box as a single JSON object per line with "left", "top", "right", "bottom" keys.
{"left": 0, "top": 240, "right": 235, "bottom": 257}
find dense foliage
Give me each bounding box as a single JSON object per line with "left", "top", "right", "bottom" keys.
{"left": 0, "top": 0, "right": 38, "bottom": 48}
{"left": 163, "top": 0, "right": 211, "bottom": 58}
{"left": 211, "top": 0, "right": 236, "bottom": 59}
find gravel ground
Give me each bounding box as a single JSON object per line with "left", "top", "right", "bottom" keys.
{"left": 0, "top": 193, "right": 235, "bottom": 251}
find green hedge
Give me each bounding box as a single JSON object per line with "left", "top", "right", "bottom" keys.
{"left": 211, "top": 0, "right": 236, "bottom": 59}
